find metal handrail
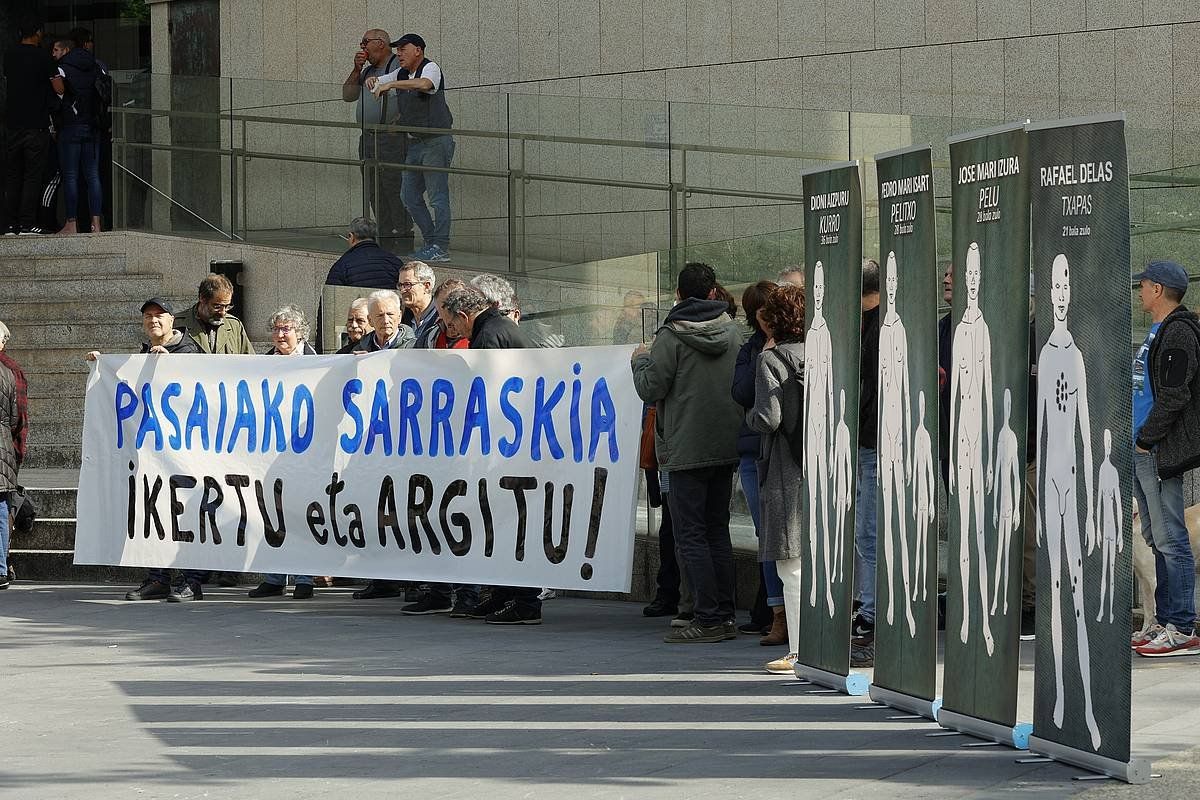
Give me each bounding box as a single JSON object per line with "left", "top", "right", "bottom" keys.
{"left": 112, "top": 160, "right": 237, "bottom": 240}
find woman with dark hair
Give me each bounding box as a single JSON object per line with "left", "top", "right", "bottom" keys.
{"left": 748, "top": 283, "right": 807, "bottom": 674}
{"left": 730, "top": 280, "right": 787, "bottom": 641}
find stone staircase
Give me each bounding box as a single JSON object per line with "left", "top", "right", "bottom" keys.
{"left": 1, "top": 235, "right": 164, "bottom": 469}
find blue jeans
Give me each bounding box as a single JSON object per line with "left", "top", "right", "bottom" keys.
{"left": 855, "top": 447, "right": 878, "bottom": 623}
{"left": 739, "top": 455, "right": 784, "bottom": 606}
{"left": 265, "top": 574, "right": 314, "bottom": 586}
{"left": 147, "top": 568, "right": 208, "bottom": 587}
{"left": 58, "top": 124, "right": 102, "bottom": 221}
{"left": 1132, "top": 450, "right": 1196, "bottom": 631}
{"left": 0, "top": 492, "right": 10, "bottom": 578}
{"left": 402, "top": 134, "right": 455, "bottom": 249}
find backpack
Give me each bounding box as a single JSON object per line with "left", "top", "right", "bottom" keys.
{"left": 93, "top": 67, "right": 113, "bottom": 132}
{"left": 11, "top": 485, "right": 37, "bottom": 535}
{"left": 769, "top": 349, "right": 806, "bottom": 465}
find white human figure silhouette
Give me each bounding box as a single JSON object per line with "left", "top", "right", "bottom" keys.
{"left": 1095, "top": 428, "right": 1124, "bottom": 625}
{"left": 831, "top": 388, "right": 853, "bottom": 618}
{"left": 910, "top": 391, "right": 935, "bottom": 606}
{"left": 877, "top": 251, "right": 916, "bottom": 634}
{"left": 948, "top": 242, "right": 996, "bottom": 655}
{"left": 990, "top": 388, "right": 1022, "bottom": 616}
{"left": 1036, "top": 253, "right": 1101, "bottom": 751}
{"left": 805, "top": 261, "right": 835, "bottom": 608}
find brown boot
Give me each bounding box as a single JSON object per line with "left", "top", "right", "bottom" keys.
{"left": 759, "top": 606, "right": 787, "bottom": 646}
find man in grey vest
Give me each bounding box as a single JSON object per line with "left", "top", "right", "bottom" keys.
{"left": 367, "top": 33, "right": 455, "bottom": 264}
{"left": 342, "top": 28, "right": 414, "bottom": 252}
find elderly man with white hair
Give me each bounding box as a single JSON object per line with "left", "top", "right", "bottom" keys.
{"left": 352, "top": 289, "right": 415, "bottom": 353}
{"left": 0, "top": 320, "right": 28, "bottom": 590}
{"left": 398, "top": 260, "right": 440, "bottom": 348}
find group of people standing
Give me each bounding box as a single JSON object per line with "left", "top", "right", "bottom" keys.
{"left": 3, "top": 17, "right": 108, "bottom": 236}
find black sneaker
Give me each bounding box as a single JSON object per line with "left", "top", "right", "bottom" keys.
{"left": 401, "top": 594, "right": 453, "bottom": 615}
{"left": 247, "top": 581, "right": 284, "bottom": 598}
{"left": 353, "top": 580, "right": 404, "bottom": 600}
{"left": 851, "top": 613, "right": 875, "bottom": 638}
{"left": 723, "top": 620, "right": 738, "bottom": 640}
{"left": 485, "top": 600, "right": 542, "bottom": 625}
{"left": 850, "top": 639, "right": 875, "bottom": 667}
{"left": 1019, "top": 607, "right": 1036, "bottom": 641}
{"left": 737, "top": 620, "right": 768, "bottom": 635}
{"left": 642, "top": 598, "right": 678, "bottom": 617}
{"left": 125, "top": 580, "right": 170, "bottom": 601}
{"left": 18, "top": 225, "right": 49, "bottom": 235}
{"left": 467, "top": 593, "right": 505, "bottom": 619}
{"left": 3, "top": 226, "right": 18, "bottom": 236}
{"left": 292, "top": 584, "right": 314, "bottom": 600}
{"left": 0, "top": 574, "right": 9, "bottom": 590}
{"left": 449, "top": 597, "right": 475, "bottom": 618}
{"left": 167, "top": 583, "right": 202, "bottom": 602}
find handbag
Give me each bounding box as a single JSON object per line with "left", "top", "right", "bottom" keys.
{"left": 639, "top": 406, "right": 658, "bottom": 470}
{"left": 10, "top": 485, "right": 37, "bottom": 535}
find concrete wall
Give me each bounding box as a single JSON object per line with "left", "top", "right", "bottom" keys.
{"left": 140, "top": 2, "right": 1200, "bottom": 267}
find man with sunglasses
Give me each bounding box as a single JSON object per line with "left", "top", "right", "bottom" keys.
{"left": 342, "top": 28, "right": 414, "bottom": 253}
{"left": 174, "top": 274, "right": 254, "bottom": 355}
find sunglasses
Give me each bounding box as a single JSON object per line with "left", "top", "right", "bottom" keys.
{"left": 360, "top": 37, "right": 385, "bottom": 47}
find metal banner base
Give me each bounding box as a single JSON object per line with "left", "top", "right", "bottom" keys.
{"left": 937, "top": 708, "right": 1032, "bottom": 750}
{"left": 794, "top": 663, "right": 871, "bottom": 696}
{"left": 868, "top": 684, "right": 942, "bottom": 720}
{"left": 1027, "top": 735, "right": 1151, "bottom": 785}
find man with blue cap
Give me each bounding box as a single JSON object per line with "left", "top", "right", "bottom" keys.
{"left": 1130, "top": 260, "right": 1200, "bottom": 657}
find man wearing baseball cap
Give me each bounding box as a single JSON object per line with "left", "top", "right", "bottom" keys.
{"left": 1130, "top": 260, "right": 1200, "bottom": 657}
{"left": 365, "top": 33, "right": 455, "bottom": 264}
{"left": 86, "top": 297, "right": 205, "bottom": 601}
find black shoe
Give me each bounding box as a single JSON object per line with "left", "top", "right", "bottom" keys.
{"left": 0, "top": 574, "right": 9, "bottom": 590}
{"left": 466, "top": 593, "right": 505, "bottom": 619}
{"left": 401, "top": 595, "right": 453, "bottom": 615}
{"left": 851, "top": 613, "right": 875, "bottom": 638}
{"left": 292, "top": 584, "right": 314, "bottom": 600}
{"left": 723, "top": 620, "right": 738, "bottom": 640}
{"left": 167, "top": 583, "right": 202, "bottom": 602}
{"left": 404, "top": 587, "right": 422, "bottom": 602}
{"left": 214, "top": 572, "right": 240, "bottom": 587}
{"left": 737, "top": 621, "right": 769, "bottom": 635}
{"left": 485, "top": 600, "right": 542, "bottom": 625}
{"left": 19, "top": 225, "right": 49, "bottom": 235}
{"left": 449, "top": 597, "right": 475, "bottom": 618}
{"left": 642, "top": 598, "right": 678, "bottom": 617}
{"left": 248, "top": 581, "right": 285, "bottom": 598}
{"left": 353, "top": 580, "right": 404, "bottom": 600}
{"left": 125, "top": 580, "right": 170, "bottom": 601}
{"left": 850, "top": 639, "right": 875, "bottom": 667}
{"left": 1019, "top": 607, "right": 1036, "bottom": 641}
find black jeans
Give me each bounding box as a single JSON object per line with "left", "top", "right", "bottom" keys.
{"left": 652, "top": 497, "right": 681, "bottom": 605}
{"left": 4, "top": 128, "right": 50, "bottom": 229}
{"left": 665, "top": 465, "right": 736, "bottom": 627}
{"left": 360, "top": 132, "right": 413, "bottom": 243}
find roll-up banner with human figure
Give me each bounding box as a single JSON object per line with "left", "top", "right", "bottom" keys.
{"left": 869, "top": 145, "right": 941, "bottom": 719}
{"left": 1025, "top": 115, "right": 1149, "bottom": 784}
{"left": 939, "top": 123, "right": 1032, "bottom": 747}
{"left": 795, "top": 161, "right": 868, "bottom": 696}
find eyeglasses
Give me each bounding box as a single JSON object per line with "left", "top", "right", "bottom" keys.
{"left": 360, "top": 37, "right": 385, "bottom": 47}
{"left": 272, "top": 325, "right": 294, "bottom": 334}
{"left": 207, "top": 303, "right": 234, "bottom": 312}
{"left": 397, "top": 281, "right": 425, "bottom": 289}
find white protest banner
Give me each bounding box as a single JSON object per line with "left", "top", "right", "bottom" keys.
{"left": 75, "top": 346, "right": 641, "bottom": 591}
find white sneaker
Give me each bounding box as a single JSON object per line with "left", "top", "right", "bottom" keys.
{"left": 765, "top": 653, "right": 798, "bottom": 674}
{"left": 537, "top": 588, "right": 556, "bottom": 601}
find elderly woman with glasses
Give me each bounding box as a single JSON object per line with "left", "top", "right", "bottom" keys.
{"left": 248, "top": 306, "right": 317, "bottom": 600}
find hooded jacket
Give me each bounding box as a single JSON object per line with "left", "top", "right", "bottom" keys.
{"left": 631, "top": 297, "right": 743, "bottom": 471}
{"left": 138, "top": 330, "right": 201, "bottom": 355}
{"left": 57, "top": 47, "right": 99, "bottom": 127}
{"left": 1136, "top": 304, "right": 1200, "bottom": 479}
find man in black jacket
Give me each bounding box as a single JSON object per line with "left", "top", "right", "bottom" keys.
{"left": 325, "top": 217, "right": 406, "bottom": 288}
{"left": 86, "top": 298, "right": 207, "bottom": 602}
{"left": 1131, "top": 260, "right": 1200, "bottom": 657}
{"left": 437, "top": 284, "right": 543, "bottom": 623}
{"left": 853, "top": 259, "right": 881, "bottom": 648}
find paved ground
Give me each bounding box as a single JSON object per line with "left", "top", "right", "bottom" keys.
{"left": 1, "top": 584, "right": 1197, "bottom": 799}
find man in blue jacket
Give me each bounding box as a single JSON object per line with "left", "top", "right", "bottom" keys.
{"left": 325, "top": 217, "right": 406, "bottom": 288}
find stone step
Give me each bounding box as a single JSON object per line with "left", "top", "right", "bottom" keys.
{"left": 22, "top": 487, "right": 77, "bottom": 518}
{"left": 0, "top": 274, "right": 162, "bottom": 303}
{"left": 5, "top": 321, "right": 148, "bottom": 348}
{"left": 14, "top": 348, "right": 129, "bottom": 371}
{"left": 6, "top": 550, "right": 147, "bottom": 584}
{"left": 14, "top": 518, "right": 77, "bottom": 551}
{"left": 21, "top": 447, "right": 82, "bottom": 469}
{"left": 0, "top": 254, "right": 129, "bottom": 276}
{"left": 26, "top": 421, "right": 83, "bottom": 445}
{"left": 0, "top": 296, "right": 173, "bottom": 323}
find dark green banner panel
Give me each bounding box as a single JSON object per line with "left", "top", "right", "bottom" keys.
{"left": 871, "top": 146, "right": 941, "bottom": 713}
{"left": 942, "top": 124, "right": 1031, "bottom": 735}
{"left": 798, "top": 162, "right": 864, "bottom": 686}
{"left": 1027, "top": 115, "right": 1144, "bottom": 781}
